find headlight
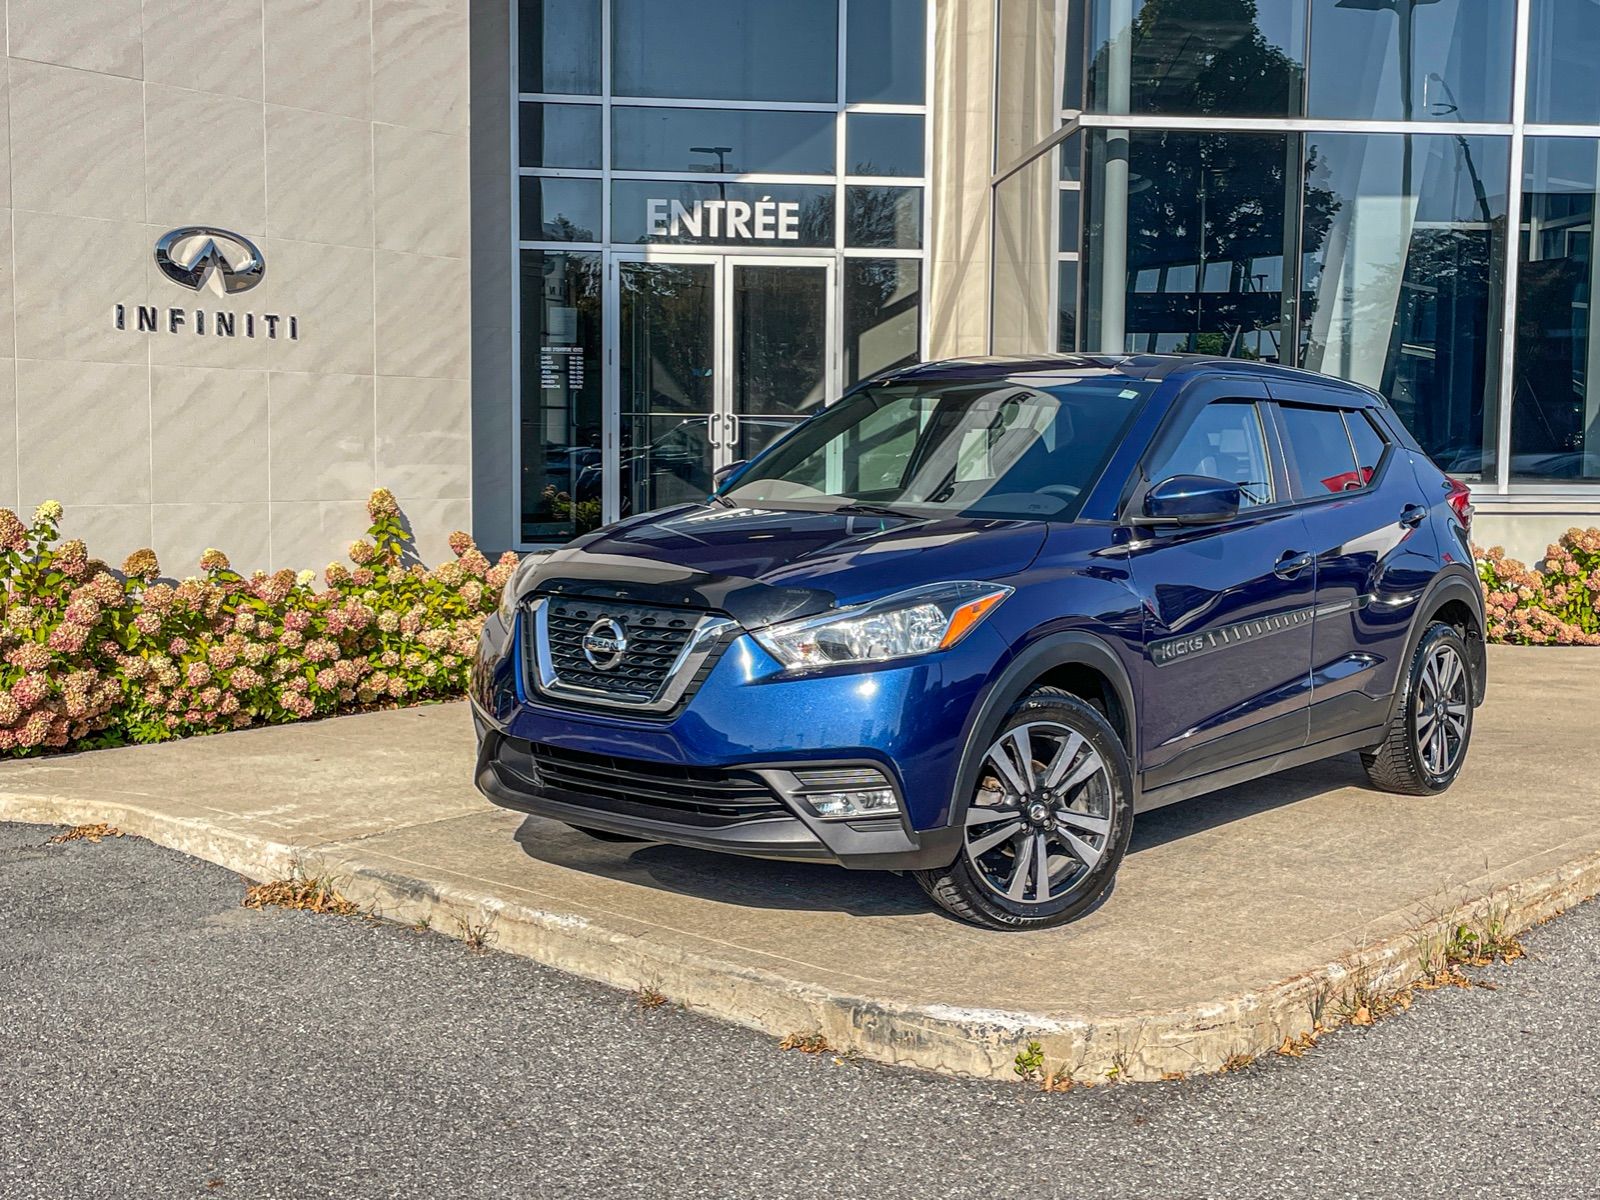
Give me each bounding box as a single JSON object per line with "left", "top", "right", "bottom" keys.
{"left": 752, "top": 581, "right": 1012, "bottom": 671}
{"left": 497, "top": 552, "right": 549, "bottom": 619}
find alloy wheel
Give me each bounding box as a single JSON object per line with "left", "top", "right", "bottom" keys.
{"left": 962, "top": 720, "right": 1113, "bottom": 905}
{"left": 1414, "top": 644, "right": 1469, "bottom": 777}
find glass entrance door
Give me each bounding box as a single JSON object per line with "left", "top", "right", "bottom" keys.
{"left": 616, "top": 257, "right": 719, "bottom": 520}
{"left": 610, "top": 255, "right": 836, "bottom": 521}
{"left": 726, "top": 259, "right": 834, "bottom": 464}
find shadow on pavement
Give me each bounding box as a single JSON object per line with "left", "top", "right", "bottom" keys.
{"left": 509, "top": 753, "right": 1371, "bottom": 920}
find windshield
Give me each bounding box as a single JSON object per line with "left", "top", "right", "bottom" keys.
{"left": 720, "top": 376, "right": 1155, "bottom": 521}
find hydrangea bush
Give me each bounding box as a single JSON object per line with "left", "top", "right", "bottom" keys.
{"left": 0, "top": 489, "right": 516, "bottom": 755}
{"left": 1477, "top": 528, "right": 1600, "bottom": 646}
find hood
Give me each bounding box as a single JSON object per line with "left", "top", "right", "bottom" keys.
{"left": 527, "top": 503, "right": 1049, "bottom": 628}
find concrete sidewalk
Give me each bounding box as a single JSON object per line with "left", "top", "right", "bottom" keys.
{"left": 2, "top": 645, "right": 1597, "bottom": 1080}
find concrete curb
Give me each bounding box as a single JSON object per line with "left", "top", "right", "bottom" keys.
{"left": 8, "top": 788, "right": 1600, "bottom": 1082}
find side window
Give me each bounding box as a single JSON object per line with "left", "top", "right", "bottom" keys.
{"left": 1278, "top": 404, "right": 1362, "bottom": 496}
{"left": 1344, "top": 410, "right": 1388, "bottom": 487}
{"left": 1146, "top": 401, "right": 1274, "bottom": 508}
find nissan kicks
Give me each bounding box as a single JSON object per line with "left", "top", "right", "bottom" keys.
{"left": 471, "top": 355, "right": 1485, "bottom": 930}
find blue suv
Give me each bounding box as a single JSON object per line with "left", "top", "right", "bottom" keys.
{"left": 472, "top": 355, "right": 1485, "bottom": 929}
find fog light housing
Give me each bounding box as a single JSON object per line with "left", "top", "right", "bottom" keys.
{"left": 793, "top": 767, "right": 900, "bottom": 820}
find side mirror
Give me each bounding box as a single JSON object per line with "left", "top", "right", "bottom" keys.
{"left": 1140, "top": 475, "right": 1242, "bottom": 525}
{"left": 712, "top": 459, "right": 747, "bottom": 489}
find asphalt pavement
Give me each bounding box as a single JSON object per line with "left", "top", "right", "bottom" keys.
{"left": 4, "top": 821, "right": 1599, "bottom": 1200}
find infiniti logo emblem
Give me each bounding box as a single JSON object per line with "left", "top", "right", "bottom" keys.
{"left": 581, "top": 618, "right": 629, "bottom": 671}
{"left": 154, "top": 226, "right": 266, "bottom": 295}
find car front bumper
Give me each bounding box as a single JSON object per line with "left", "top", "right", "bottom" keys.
{"left": 469, "top": 607, "right": 999, "bottom": 870}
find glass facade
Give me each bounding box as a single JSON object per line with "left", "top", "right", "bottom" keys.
{"left": 514, "top": 0, "right": 929, "bottom": 545}
{"left": 997, "top": 0, "right": 1600, "bottom": 498}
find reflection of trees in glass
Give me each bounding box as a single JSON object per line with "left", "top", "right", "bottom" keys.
{"left": 1089, "top": 0, "right": 1303, "bottom": 117}
{"left": 846, "top": 260, "right": 920, "bottom": 383}
{"left": 846, "top": 186, "right": 920, "bottom": 249}
{"left": 736, "top": 267, "right": 827, "bottom": 415}
{"left": 619, "top": 263, "right": 715, "bottom": 434}
{"left": 1117, "top": 131, "right": 1337, "bottom": 358}
{"left": 544, "top": 213, "right": 598, "bottom": 242}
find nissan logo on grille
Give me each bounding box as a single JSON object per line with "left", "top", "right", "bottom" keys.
{"left": 581, "top": 618, "right": 628, "bottom": 670}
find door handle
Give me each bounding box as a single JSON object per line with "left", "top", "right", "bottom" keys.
{"left": 1273, "top": 550, "right": 1313, "bottom": 579}
{"left": 708, "top": 411, "right": 722, "bottom": 448}
{"left": 725, "top": 412, "right": 740, "bottom": 448}
{"left": 1399, "top": 503, "right": 1426, "bottom": 529}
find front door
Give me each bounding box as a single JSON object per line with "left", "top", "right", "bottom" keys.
{"left": 610, "top": 254, "right": 835, "bottom": 522}
{"left": 1124, "top": 382, "right": 1316, "bottom": 796}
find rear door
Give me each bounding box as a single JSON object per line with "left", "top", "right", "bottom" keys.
{"left": 1123, "top": 378, "right": 1315, "bottom": 795}
{"left": 1264, "top": 381, "right": 1436, "bottom": 744}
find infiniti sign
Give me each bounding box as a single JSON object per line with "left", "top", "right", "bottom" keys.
{"left": 114, "top": 225, "right": 300, "bottom": 342}
{"left": 154, "top": 226, "right": 265, "bottom": 295}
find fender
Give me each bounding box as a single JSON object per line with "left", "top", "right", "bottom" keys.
{"left": 941, "top": 630, "right": 1139, "bottom": 831}
{"left": 1381, "top": 564, "right": 1487, "bottom": 730}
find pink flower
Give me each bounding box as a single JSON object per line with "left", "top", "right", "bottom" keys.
{"left": 367, "top": 487, "right": 400, "bottom": 521}
{"left": 55, "top": 538, "right": 89, "bottom": 580}
{"left": 122, "top": 548, "right": 161, "bottom": 579}
{"left": 199, "top": 547, "right": 231, "bottom": 572}
{"left": 348, "top": 540, "right": 376, "bottom": 566}
{"left": 133, "top": 612, "right": 162, "bottom": 636}
{"left": 351, "top": 568, "right": 375, "bottom": 587}
{"left": 448, "top": 530, "right": 473, "bottom": 557}
{"left": 186, "top": 662, "right": 212, "bottom": 688}
{"left": 0, "top": 509, "right": 27, "bottom": 552}
{"left": 47, "top": 624, "right": 87, "bottom": 654}
{"left": 6, "top": 643, "right": 50, "bottom": 671}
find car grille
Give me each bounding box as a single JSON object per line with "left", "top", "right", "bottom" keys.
{"left": 499, "top": 738, "right": 788, "bottom": 827}
{"left": 531, "top": 596, "right": 721, "bottom": 708}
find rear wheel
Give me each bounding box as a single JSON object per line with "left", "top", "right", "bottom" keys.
{"left": 1361, "top": 622, "right": 1474, "bottom": 795}
{"left": 916, "top": 689, "right": 1133, "bottom": 931}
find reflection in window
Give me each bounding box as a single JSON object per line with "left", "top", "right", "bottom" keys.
{"left": 844, "top": 259, "right": 922, "bottom": 384}
{"left": 1305, "top": 0, "right": 1513, "bottom": 122}
{"left": 846, "top": 113, "right": 925, "bottom": 177}
{"left": 520, "top": 251, "right": 603, "bottom": 541}
{"left": 1512, "top": 138, "right": 1600, "bottom": 482}
{"left": 1528, "top": 0, "right": 1600, "bottom": 126}
{"left": 611, "top": 107, "right": 835, "bottom": 175}
{"left": 521, "top": 177, "right": 601, "bottom": 243}
{"left": 518, "top": 0, "right": 600, "bottom": 95}
{"left": 1082, "top": 130, "right": 1297, "bottom": 362}
{"left": 519, "top": 177, "right": 602, "bottom": 242}
{"left": 1086, "top": 0, "right": 1306, "bottom": 117}
{"left": 846, "top": 0, "right": 926, "bottom": 103}
{"left": 1299, "top": 133, "right": 1507, "bottom": 480}
{"left": 1058, "top": 260, "right": 1079, "bottom": 351}
{"left": 846, "top": 187, "right": 923, "bottom": 249}
{"left": 612, "top": 0, "right": 838, "bottom": 102}
{"left": 519, "top": 102, "right": 602, "bottom": 169}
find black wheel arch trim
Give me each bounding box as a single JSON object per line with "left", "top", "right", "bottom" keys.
{"left": 1385, "top": 566, "right": 1487, "bottom": 728}
{"left": 943, "top": 630, "right": 1139, "bottom": 833}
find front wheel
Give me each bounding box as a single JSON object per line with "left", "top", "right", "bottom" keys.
{"left": 1361, "top": 621, "right": 1475, "bottom": 795}
{"left": 915, "top": 689, "right": 1134, "bottom": 931}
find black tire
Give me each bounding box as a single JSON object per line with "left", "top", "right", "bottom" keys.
{"left": 569, "top": 825, "right": 651, "bottom": 844}
{"left": 915, "top": 688, "right": 1134, "bottom": 931}
{"left": 1361, "top": 621, "right": 1474, "bottom": 795}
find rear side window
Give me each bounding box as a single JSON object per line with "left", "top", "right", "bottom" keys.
{"left": 1278, "top": 404, "right": 1362, "bottom": 496}
{"left": 1145, "top": 401, "right": 1274, "bottom": 508}
{"left": 1344, "top": 410, "right": 1388, "bottom": 486}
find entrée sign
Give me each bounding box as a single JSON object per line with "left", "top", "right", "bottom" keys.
{"left": 645, "top": 195, "right": 802, "bottom": 241}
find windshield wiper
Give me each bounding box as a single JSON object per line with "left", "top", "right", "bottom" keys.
{"left": 835, "top": 501, "right": 917, "bottom": 519}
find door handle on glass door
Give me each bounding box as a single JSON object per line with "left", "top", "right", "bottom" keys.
{"left": 725, "top": 412, "right": 740, "bottom": 450}
{"left": 708, "top": 411, "right": 722, "bottom": 448}
{"left": 1273, "top": 550, "right": 1313, "bottom": 579}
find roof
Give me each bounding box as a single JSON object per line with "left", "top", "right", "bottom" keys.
{"left": 862, "top": 353, "right": 1382, "bottom": 399}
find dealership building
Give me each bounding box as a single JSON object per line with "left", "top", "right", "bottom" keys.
{"left": 16, "top": 0, "right": 1600, "bottom": 570}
